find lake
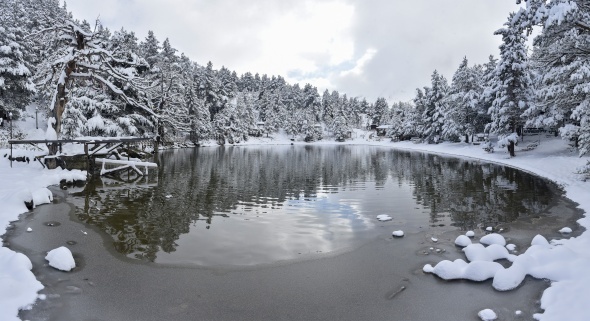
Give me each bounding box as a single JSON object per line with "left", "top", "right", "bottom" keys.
{"left": 73, "top": 145, "right": 559, "bottom": 266}
{"left": 12, "top": 145, "right": 583, "bottom": 321}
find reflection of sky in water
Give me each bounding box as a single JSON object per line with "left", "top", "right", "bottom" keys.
{"left": 156, "top": 180, "right": 422, "bottom": 266}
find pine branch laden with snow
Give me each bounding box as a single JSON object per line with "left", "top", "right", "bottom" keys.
{"left": 0, "top": 23, "right": 36, "bottom": 117}
{"left": 487, "top": 10, "right": 533, "bottom": 138}
{"left": 520, "top": 0, "right": 590, "bottom": 156}
{"left": 32, "top": 16, "right": 156, "bottom": 145}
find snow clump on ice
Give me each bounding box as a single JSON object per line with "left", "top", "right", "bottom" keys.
{"left": 465, "top": 230, "right": 475, "bottom": 237}
{"left": 454, "top": 235, "right": 472, "bottom": 247}
{"left": 463, "top": 243, "right": 515, "bottom": 262}
{"left": 479, "top": 233, "right": 507, "bottom": 246}
{"left": 376, "top": 214, "right": 392, "bottom": 222}
{"left": 45, "top": 247, "right": 76, "bottom": 271}
{"left": 478, "top": 308, "right": 497, "bottom": 320}
{"left": 392, "top": 230, "right": 404, "bottom": 237}
{"left": 559, "top": 227, "right": 572, "bottom": 234}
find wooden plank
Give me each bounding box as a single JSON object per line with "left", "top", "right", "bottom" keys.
{"left": 95, "top": 158, "right": 157, "bottom": 167}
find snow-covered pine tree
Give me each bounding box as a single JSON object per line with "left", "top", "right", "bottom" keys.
{"left": 196, "top": 61, "right": 226, "bottom": 122}
{"left": 386, "top": 101, "right": 413, "bottom": 140}
{"left": 302, "top": 83, "right": 322, "bottom": 122}
{"left": 487, "top": 10, "right": 534, "bottom": 156}
{"left": 373, "top": 97, "right": 389, "bottom": 127}
{"left": 139, "top": 30, "right": 160, "bottom": 68}
{"left": 264, "top": 92, "right": 286, "bottom": 136}
{"left": 0, "top": 7, "right": 35, "bottom": 119}
{"left": 422, "top": 70, "right": 449, "bottom": 143}
{"left": 444, "top": 57, "right": 482, "bottom": 142}
{"left": 408, "top": 87, "right": 428, "bottom": 138}
{"left": 180, "top": 55, "right": 210, "bottom": 142}
{"left": 234, "top": 92, "right": 258, "bottom": 141}
{"left": 321, "top": 89, "right": 335, "bottom": 125}
{"left": 524, "top": 0, "right": 590, "bottom": 155}
{"left": 146, "top": 37, "right": 189, "bottom": 143}
{"left": 477, "top": 56, "right": 497, "bottom": 133}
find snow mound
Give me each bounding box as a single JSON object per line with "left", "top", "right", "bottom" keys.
{"left": 45, "top": 247, "right": 75, "bottom": 271}
{"left": 506, "top": 244, "right": 516, "bottom": 252}
{"left": 478, "top": 308, "right": 497, "bottom": 321}
{"left": 479, "top": 233, "right": 506, "bottom": 246}
{"left": 465, "top": 230, "right": 475, "bottom": 237}
{"left": 531, "top": 234, "right": 550, "bottom": 247}
{"left": 463, "top": 243, "right": 515, "bottom": 262}
{"left": 0, "top": 247, "right": 44, "bottom": 321}
{"left": 31, "top": 188, "right": 53, "bottom": 208}
{"left": 424, "top": 259, "right": 502, "bottom": 281}
{"left": 45, "top": 117, "right": 57, "bottom": 140}
{"left": 559, "top": 227, "right": 572, "bottom": 234}
{"left": 392, "top": 230, "right": 404, "bottom": 237}
{"left": 455, "top": 235, "right": 472, "bottom": 247}
{"left": 376, "top": 214, "right": 392, "bottom": 222}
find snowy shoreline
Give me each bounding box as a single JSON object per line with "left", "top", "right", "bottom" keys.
{"left": 1, "top": 134, "right": 589, "bottom": 321}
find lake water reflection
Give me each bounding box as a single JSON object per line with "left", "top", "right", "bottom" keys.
{"left": 72, "top": 145, "right": 556, "bottom": 266}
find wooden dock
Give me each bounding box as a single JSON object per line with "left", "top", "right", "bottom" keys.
{"left": 7, "top": 137, "right": 158, "bottom": 176}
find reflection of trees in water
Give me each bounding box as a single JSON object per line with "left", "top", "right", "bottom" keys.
{"left": 73, "top": 146, "right": 556, "bottom": 261}
{"left": 390, "top": 152, "right": 553, "bottom": 230}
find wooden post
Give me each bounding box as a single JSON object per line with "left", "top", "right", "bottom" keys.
{"left": 154, "top": 136, "right": 160, "bottom": 154}
{"left": 84, "top": 143, "right": 90, "bottom": 176}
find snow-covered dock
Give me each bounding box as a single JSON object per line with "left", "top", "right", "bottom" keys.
{"left": 7, "top": 137, "right": 158, "bottom": 175}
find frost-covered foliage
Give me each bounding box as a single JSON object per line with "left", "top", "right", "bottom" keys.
{"left": 2, "top": 0, "right": 589, "bottom": 154}
{"left": 33, "top": 16, "right": 154, "bottom": 144}
{"left": 444, "top": 57, "right": 486, "bottom": 142}
{"left": 0, "top": 2, "right": 35, "bottom": 118}
{"left": 497, "top": 132, "right": 520, "bottom": 148}
{"left": 523, "top": 0, "right": 590, "bottom": 155}
{"left": 486, "top": 10, "right": 534, "bottom": 136}
{"left": 421, "top": 70, "right": 449, "bottom": 143}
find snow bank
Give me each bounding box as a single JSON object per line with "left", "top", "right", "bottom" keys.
{"left": 45, "top": 246, "right": 76, "bottom": 271}
{"left": 0, "top": 248, "right": 44, "bottom": 321}
{"left": 0, "top": 147, "right": 86, "bottom": 321}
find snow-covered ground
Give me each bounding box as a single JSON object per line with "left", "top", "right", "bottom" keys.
{"left": 1, "top": 124, "right": 589, "bottom": 320}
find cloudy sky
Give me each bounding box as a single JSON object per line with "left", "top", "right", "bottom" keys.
{"left": 62, "top": 0, "right": 524, "bottom": 103}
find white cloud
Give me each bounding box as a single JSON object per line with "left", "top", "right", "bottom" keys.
{"left": 63, "top": 0, "right": 524, "bottom": 102}
{"left": 339, "top": 48, "right": 377, "bottom": 77}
